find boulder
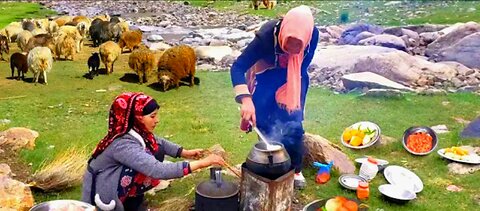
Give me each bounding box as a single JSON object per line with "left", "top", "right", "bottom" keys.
{"left": 339, "top": 23, "right": 383, "bottom": 45}
{"left": 310, "top": 45, "right": 458, "bottom": 86}
{"left": 0, "top": 127, "right": 39, "bottom": 150}
{"left": 325, "top": 25, "right": 344, "bottom": 39}
{"left": 0, "top": 175, "right": 35, "bottom": 210}
{"left": 147, "top": 42, "right": 171, "bottom": 51}
{"left": 425, "top": 22, "right": 480, "bottom": 57}
{"left": 342, "top": 72, "right": 413, "bottom": 91}
{"left": 402, "top": 24, "right": 447, "bottom": 34}
{"left": 303, "top": 133, "right": 355, "bottom": 174}
{"left": 447, "top": 162, "right": 480, "bottom": 175}
{"left": 433, "top": 32, "right": 480, "bottom": 68}
{"left": 358, "top": 34, "right": 407, "bottom": 51}
{"left": 146, "top": 34, "right": 164, "bottom": 42}
{"left": 195, "top": 45, "right": 233, "bottom": 63}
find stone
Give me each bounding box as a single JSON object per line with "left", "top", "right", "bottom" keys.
{"left": 195, "top": 45, "right": 233, "bottom": 63}
{"left": 451, "top": 77, "right": 465, "bottom": 88}
{"left": 425, "top": 22, "right": 480, "bottom": 58}
{"left": 208, "top": 39, "right": 227, "bottom": 46}
{"left": 146, "top": 34, "right": 164, "bottom": 42}
{"left": 358, "top": 34, "right": 407, "bottom": 51}
{"left": 431, "top": 125, "right": 449, "bottom": 134}
{"left": 446, "top": 185, "right": 463, "bottom": 192}
{"left": 0, "top": 175, "right": 35, "bottom": 210}
{"left": 0, "top": 164, "right": 11, "bottom": 176}
{"left": 147, "top": 42, "right": 171, "bottom": 51}
{"left": 0, "top": 127, "right": 39, "bottom": 150}
{"left": 146, "top": 179, "right": 172, "bottom": 196}
{"left": 303, "top": 133, "right": 355, "bottom": 174}
{"left": 342, "top": 72, "right": 414, "bottom": 91}
{"left": 447, "top": 162, "right": 480, "bottom": 175}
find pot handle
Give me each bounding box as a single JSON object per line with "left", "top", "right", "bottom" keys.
{"left": 268, "top": 154, "right": 274, "bottom": 167}
{"left": 210, "top": 167, "right": 223, "bottom": 187}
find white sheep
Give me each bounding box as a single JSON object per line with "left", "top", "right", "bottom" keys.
{"left": 16, "top": 30, "right": 33, "bottom": 52}
{"left": 28, "top": 46, "right": 53, "bottom": 85}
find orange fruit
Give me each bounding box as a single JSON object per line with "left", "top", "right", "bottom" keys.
{"left": 343, "top": 201, "right": 358, "bottom": 211}
{"left": 350, "top": 136, "right": 363, "bottom": 146}
{"left": 342, "top": 128, "right": 353, "bottom": 142}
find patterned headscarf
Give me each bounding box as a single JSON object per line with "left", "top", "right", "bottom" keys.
{"left": 92, "top": 92, "right": 158, "bottom": 158}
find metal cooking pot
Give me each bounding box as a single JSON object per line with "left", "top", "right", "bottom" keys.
{"left": 195, "top": 167, "right": 239, "bottom": 211}
{"left": 245, "top": 142, "right": 291, "bottom": 180}
{"left": 29, "top": 200, "right": 95, "bottom": 211}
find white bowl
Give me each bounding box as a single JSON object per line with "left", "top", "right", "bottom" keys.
{"left": 379, "top": 184, "right": 416, "bottom": 202}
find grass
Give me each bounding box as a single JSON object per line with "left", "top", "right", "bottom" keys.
{"left": 189, "top": 0, "right": 480, "bottom": 26}
{"left": 0, "top": 2, "right": 56, "bottom": 28}
{"left": 0, "top": 1, "right": 479, "bottom": 210}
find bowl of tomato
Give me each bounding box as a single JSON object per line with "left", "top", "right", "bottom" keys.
{"left": 402, "top": 126, "right": 438, "bottom": 155}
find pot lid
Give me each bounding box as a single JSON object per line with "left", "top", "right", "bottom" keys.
{"left": 196, "top": 167, "right": 239, "bottom": 198}
{"left": 196, "top": 180, "right": 239, "bottom": 198}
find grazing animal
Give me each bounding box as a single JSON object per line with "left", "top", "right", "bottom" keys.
{"left": 31, "top": 28, "right": 48, "bottom": 36}
{"left": 10, "top": 52, "right": 28, "bottom": 80}
{"left": 54, "top": 16, "right": 73, "bottom": 27}
{"left": 56, "top": 25, "right": 84, "bottom": 52}
{"left": 99, "top": 41, "right": 121, "bottom": 75}
{"left": 25, "top": 34, "right": 56, "bottom": 59}
{"left": 55, "top": 35, "right": 76, "bottom": 61}
{"left": 251, "top": 0, "right": 276, "bottom": 10}
{"left": 89, "top": 21, "right": 113, "bottom": 47}
{"left": 34, "top": 19, "right": 50, "bottom": 31}
{"left": 118, "top": 30, "right": 142, "bottom": 53}
{"left": 87, "top": 52, "right": 100, "bottom": 77}
{"left": 128, "top": 46, "right": 156, "bottom": 84}
{"left": 16, "top": 30, "right": 32, "bottom": 52}
{"left": 28, "top": 46, "right": 53, "bottom": 85}
{"left": 3, "top": 24, "right": 23, "bottom": 42}
{"left": 22, "top": 19, "right": 36, "bottom": 31}
{"left": 157, "top": 45, "right": 197, "bottom": 91}
{"left": 0, "top": 35, "right": 9, "bottom": 61}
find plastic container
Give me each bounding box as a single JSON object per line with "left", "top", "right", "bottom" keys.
{"left": 313, "top": 161, "right": 333, "bottom": 184}
{"left": 359, "top": 157, "right": 379, "bottom": 181}
{"left": 357, "top": 181, "right": 370, "bottom": 200}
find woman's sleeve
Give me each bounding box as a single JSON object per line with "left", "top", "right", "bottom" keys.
{"left": 112, "top": 139, "right": 186, "bottom": 179}
{"left": 155, "top": 136, "right": 183, "bottom": 158}
{"left": 301, "top": 27, "right": 320, "bottom": 70}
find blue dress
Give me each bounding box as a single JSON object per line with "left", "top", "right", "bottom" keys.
{"left": 231, "top": 19, "right": 319, "bottom": 172}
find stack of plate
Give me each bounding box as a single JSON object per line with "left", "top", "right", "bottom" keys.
{"left": 379, "top": 165, "right": 423, "bottom": 203}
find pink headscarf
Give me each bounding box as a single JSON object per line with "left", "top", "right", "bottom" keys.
{"left": 276, "top": 5, "right": 314, "bottom": 113}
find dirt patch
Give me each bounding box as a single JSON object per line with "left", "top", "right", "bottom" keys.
{"left": 0, "top": 148, "right": 33, "bottom": 183}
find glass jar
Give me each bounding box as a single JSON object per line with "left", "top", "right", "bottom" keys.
{"left": 359, "top": 157, "right": 379, "bottom": 181}
{"left": 357, "top": 181, "right": 370, "bottom": 200}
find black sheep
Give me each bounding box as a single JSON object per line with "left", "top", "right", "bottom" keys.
{"left": 87, "top": 52, "right": 100, "bottom": 78}
{"left": 10, "top": 52, "right": 28, "bottom": 80}
{"left": 0, "top": 35, "right": 9, "bottom": 61}
{"left": 89, "top": 21, "right": 113, "bottom": 47}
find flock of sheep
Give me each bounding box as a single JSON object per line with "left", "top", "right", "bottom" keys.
{"left": 0, "top": 14, "right": 197, "bottom": 91}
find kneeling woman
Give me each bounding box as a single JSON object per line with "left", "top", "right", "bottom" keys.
{"left": 82, "top": 92, "right": 225, "bottom": 211}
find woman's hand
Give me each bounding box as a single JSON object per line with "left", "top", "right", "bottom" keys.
{"left": 240, "top": 96, "right": 256, "bottom": 126}
{"left": 181, "top": 149, "right": 204, "bottom": 159}
{"left": 189, "top": 154, "right": 226, "bottom": 171}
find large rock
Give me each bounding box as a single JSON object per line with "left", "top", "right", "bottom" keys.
{"left": 402, "top": 24, "right": 448, "bottom": 34}
{"left": 310, "top": 45, "right": 458, "bottom": 86}
{"left": 447, "top": 162, "right": 480, "bottom": 175}
{"left": 195, "top": 45, "right": 233, "bottom": 63}
{"left": 0, "top": 175, "right": 35, "bottom": 210}
{"left": 303, "top": 133, "right": 355, "bottom": 174}
{"left": 425, "top": 22, "right": 480, "bottom": 57}
{"left": 358, "top": 34, "right": 407, "bottom": 51}
{"left": 339, "top": 24, "right": 383, "bottom": 45}
{"left": 433, "top": 32, "right": 480, "bottom": 68}
{"left": 0, "top": 127, "right": 39, "bottom": 150}
{"left": 342, "top": 72, "right": 413, "bottom": 91}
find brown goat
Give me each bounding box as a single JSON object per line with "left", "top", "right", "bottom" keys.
{"left": 157, "top": 45, "right": 196, "bottom": 91}
{"left": 0, "top": 35, "right": 9, "bottom": 61}
{"left": 128, "top": 46, "right": 156, "bottom": 84}
{"left": 118, "top": 30, "right": 142, "bottom": 53}
{"left": 10, "top": 52, "right": 28, "bottom": 80}
{"left": 26, "top": 34, "right": 56, "bottom": 59}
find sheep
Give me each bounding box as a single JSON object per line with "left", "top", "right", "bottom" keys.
{"left": 0, "top": 35, "right": 9, "bottom": 61}
{"left": 157, "top": 45, "right": 197, "bottom": 91}
{"left": 72, "top": 16, "right": 91, "bottom": 25}
{"left": 28, "top": 46, "right": 53, "bottom": 85}
{"left": 99, "top": 41, "right": 121, "bottom": 75}
{"left": 55, "top": 35, "right": 76, "bottom": 61}
{"left": 31, "top": 28, "right": 48, "bottom": 36}
{"left": 93, "top": 14, "right": 110, "bottom": 22}
{"left": 34, "top": 19, "right": 49, "bottom": 31}
{"left": 16, "top": 30, "right": 32, "bottom": 52}
{"left": 10, "top": 52, "right": 28, "bottom": 80}
{"left": 110, "top": 16, "right": 121, "bottom": 24}
{"left": 251, "top": 0, "right": 276, "bottom": 10}
{"left": 54, "top": 16, "right": 73, "bottom": 27}
{"left": 115, "top": 21, "right": 129, "bottom": 33}
{"left": 128, "top": 46, "right": 156, "bottom": 84}
{"left": 87, "top": 52, "right": 100, "bottom": 78}
{"left": 48, "top": 21, "right": 59, "bottom": 34}
{"left": 118, "top": 30, "right": 142, "bottom": 53}
{"left": 89, "top": 21, "right": 113, "bottom": 47}
{"left": 56, "top": 26, "right": 84, "bottom": 52}
{"left": 25, "top": 34, "right": 56, "bottom": 59}
{"left": 22, "top": 19, "right": 36, "bottom": 31}
{"left": 2, "top": 24, "right": 23, "bottom": 42}
{"left": 76, "top": 22, "right": 89, "bottom": 38}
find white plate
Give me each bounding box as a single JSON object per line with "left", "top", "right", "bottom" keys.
{"left": 437, "top": 148, "right": 480, "bottom": 165}
{"left": 378, "top": 184, "right": 417, "bottom": 201}
{"left": 338, "top": 174, "right": 367, "bottom": 190}
{"left": 341, "top": 121, "right": 381, "bottom": 149}
{"left": 383, "top": 165, "right": 423, "bottom": 193}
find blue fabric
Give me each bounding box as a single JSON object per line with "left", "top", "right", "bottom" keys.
{"left": 230, "top": 19, "right": 319, "bottom": 172}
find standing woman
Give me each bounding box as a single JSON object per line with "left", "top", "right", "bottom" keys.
{"left": 82, "top": 92, "right": 225, "bottom": 210}
{"left": 231, "top": 5, "right": 318, "bottom": 189}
